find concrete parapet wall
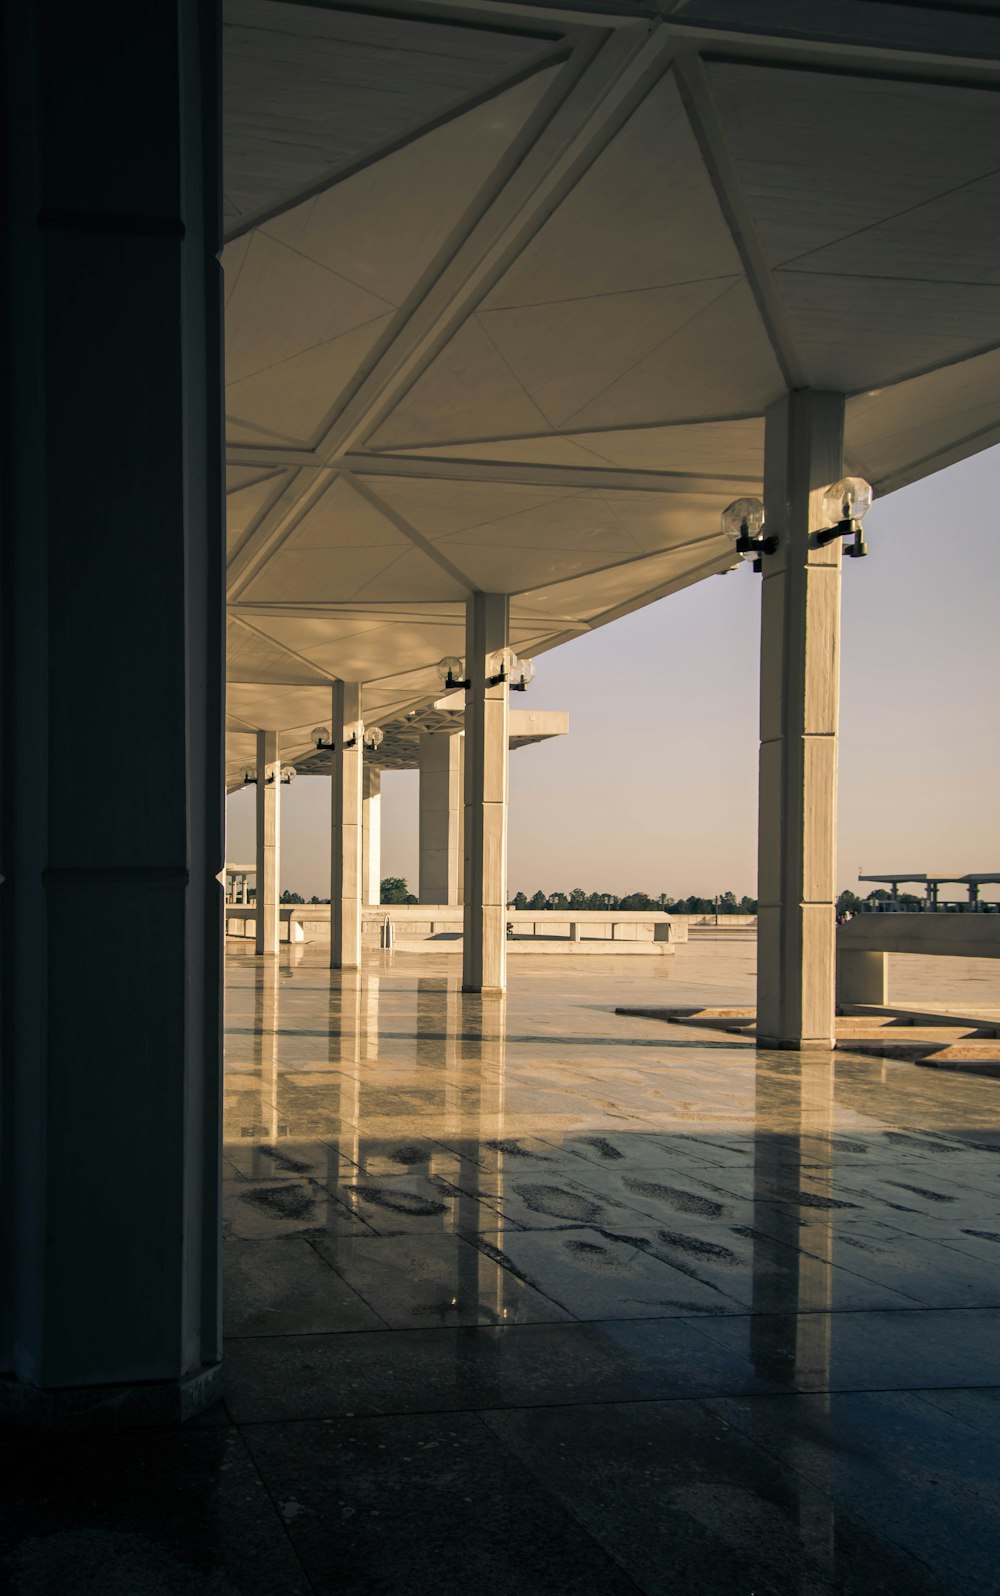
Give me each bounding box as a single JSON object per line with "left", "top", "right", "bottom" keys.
{"left": 836, "top": 912, "right": 1000, "bottom": 1007}
{"left": 839, "top": 913, "right": 1000, "bottom": 960}
{"left": 224, "top": 903, "right": 692, "bottom": 950}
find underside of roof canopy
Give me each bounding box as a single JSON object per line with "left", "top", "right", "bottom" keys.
{"left": 224, "top": 0, "right": 1000, "bottom": 784}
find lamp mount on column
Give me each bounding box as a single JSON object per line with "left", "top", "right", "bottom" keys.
{"left": 487, "top": 648, "right": 536, "bottom": 690}
{"left": 815, "top": 477, "right": 873, "bottom": 558}
{"left": 311, "top": 724, "right": 383, "bottom": 751}
{"left": 242, "top": 765, "right": 297, "bottom": 785}
{"left": 721, "top": 497, "right": 776, "bottom": 573}
{"left": 438, "top": 651, "right": 535, "bottom": 692}
{"left": 436, "top": 656, "right": 470, "bottom": 691}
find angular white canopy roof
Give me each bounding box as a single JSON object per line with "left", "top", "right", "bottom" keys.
{"left": 224, "top": 0, "right": 1000, "bottom": 783}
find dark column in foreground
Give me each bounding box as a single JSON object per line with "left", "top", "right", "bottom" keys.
{"left": 0, "top": 0, "right": 225, "bottom": 1422}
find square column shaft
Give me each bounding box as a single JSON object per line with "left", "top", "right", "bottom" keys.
{"left": 0, "top": 0, "right": 223, "bottom": 1420}
{"left": 255, "top": 731, "right": 280, "bottom": 956}
{"left": 757, "top": 391, "right": 845, "bottom": 1049}
{"left": 419, "top": 732, "right": 463, "bottom": 905}
{"left": 463, "top": 594, "right": 510, "bottom": 993}
{"left": 331, "top": 682, "right": 363, "bottom": 969}
{"left": 362, "top": 765, "right": 381, "bottom": 908}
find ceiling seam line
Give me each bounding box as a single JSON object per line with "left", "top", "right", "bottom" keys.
{"left": 356, "top": 407, "right": 765, "bottom": 449}
{"left": 773, "top": 164, "right": 1000, "bottom": 271}
{"left": 672, "top": 49, "right": 808, "bottom": 391}
{"left": 505, "top": 529, "right": 726, "bottom": 597}
{"left": 316, "top": 29, "right": 671, "bottom": 460}
{"left": 227, "top": 311, "right": 396, "bottom": 388}
{"left": 340, "top": 470, "right": 477, "bottom": 593}
{"left": 230, "top": 613, "right": 339, "bottom": 683}
{"left": 227, "top": 469, "right": 337, "bottom": 602}
{"left": 223, "top": 46, "right": 576, "bottom": 243}
{"left": 555, "top": 279, "right": 742, "bottom": 429}
{"left": 481, "top": 270, "right": 742, "bottom": 311}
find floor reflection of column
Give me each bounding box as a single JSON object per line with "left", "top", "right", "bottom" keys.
{"left": 751, "top": 1048, "right": 836, "bottom": 1575}
{"left": 251, "top": 957, "right": 281, "bottom": 1161}
{"left": 796, "top": 1060, "right": 834, "bottom": 1378}
{"left": 470, "top": 990, "right": 507, "bottom": 1320}
{"left": 337, "top": 969, "right": 364, "bottom": 1173}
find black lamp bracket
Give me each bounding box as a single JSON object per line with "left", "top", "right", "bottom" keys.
{"left": 816, "top": 517, "right": 868, "bottom": 558}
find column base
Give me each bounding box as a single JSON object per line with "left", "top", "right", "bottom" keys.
{"left": 0, "top": 1360, "right": 223, "bottom": 1432}
{"left": 756, "top": 1035, "right": 835, "bottom": 1052}
{"left": 462, "top": 984, "right": 506, "bottom": 995}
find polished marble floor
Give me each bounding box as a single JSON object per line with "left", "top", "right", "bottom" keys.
{"left": 8, "top": 941, "right": 1000, "bottom": 1594}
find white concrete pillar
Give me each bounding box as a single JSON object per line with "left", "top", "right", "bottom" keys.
{"left": 0, "top": 0, "right": 223, "bottom": 1422}
{"left": 463, "top": 594, "right": 510, "bottom": 993}
{"left": 757, "top": 391, "right": 845, "bottom": 1049}
{"left": 331, "top": 681, "right": 363, "bottom": 969}
{"left": 419, "top": 732, "right": 463, "bottom": 905}
{"left": 362, "top": 765, "right": 381, "bottom": 907}
{"left": 255, "top": 731, "right": 280, "bottom": 956}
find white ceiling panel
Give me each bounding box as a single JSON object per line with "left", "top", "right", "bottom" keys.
{"left": 223, "top": 0, "right": 553, "bottom": 225}
{"left": 571, "top": 418, "right": 764, "bottom": 477}
{"left": 564, "top": 281, "right": 785, "bottom": 429}
{"left": 525, "top": 535, "right": 734, "bottom": 622}
{"left": 242, "top": 545, "right": 407, "bottom": 604}
{"left": 284, "top": 476, "right": 409, "bottom": 552}
{"left": 708, "top": 64, "right": 1000, "bottom": 269}
{"left": 390, "top": 436, "right": 614, "bottom": 469}
{"left": 779, "top": 273, "right": 1000, "bottom": 392}
{"left": 433, "top": 492, "right": 643, "bottom": 554}
{"left": 227, "top": 681, "right": 335, "bottom": 732}
{"left": 227, "top": 616, "right": 331, "bottom": 685}
{"left": 595, "top": 490, "right": 734, "bottom": 554}
{"left": 786, "top": 170, "right": 1000, "bottom": 287}
{"left": 224, "top": 231, "right": 393, "bottom": 386}
{"left": 226, "top": 470, "right": 289, "bottom": 554}
{"left": 226, "top": 315, "right": 393, "bottom": 446}
{"left": 350, "top": 547, "right": 471, "bottom": 603}
{"left": 846, "top": 345, "right": 1000, "bottom": 488}
{"left": 367, "top": 316, "right": 553, "bottom": 449}
{"left": 260, "top": 69, "right": 561, "bottom": 308}
{"left": 359, "top": 475, "right": 573, "bottom": 539}
{"left": 483, "top": 68, "right": 743, "bottom": 308}
{"left": 478, "top": 278, "right": 741, "bottom": 427}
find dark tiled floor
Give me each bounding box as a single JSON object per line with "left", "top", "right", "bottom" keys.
{"left": 7, "top": 945, "right": 1000, "bottom": 1594}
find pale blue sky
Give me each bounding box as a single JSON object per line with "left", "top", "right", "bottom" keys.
{"left": 227, "top": 445, "right": 1000, "bottom": 903}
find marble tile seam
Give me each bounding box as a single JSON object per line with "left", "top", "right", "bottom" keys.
{"left": 221, "top": 1300, "right": 1000, "bottom": 1340}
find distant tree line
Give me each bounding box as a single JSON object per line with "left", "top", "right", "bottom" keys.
{"left": 508, "top": 888, "right": 758, "bottom": 914}
{"left": 380, "top": 877, "right": 418, "bottom": 904}
{"left": 277, "top": 886, "right": 984, "bottom": 914}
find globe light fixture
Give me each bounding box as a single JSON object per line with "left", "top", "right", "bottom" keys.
{"left": 510, "top": 654, "right": 536, "bottom": 692}
{"left": 720, "top": 496, "right": 776, "bottom": 571}
{"left": 486, "top": 646, "right": 515, "bottom": 686}
{"left": 312, "top": 726, "right": 332, "bottom": 749}
{"left": 242, "top": 763, "right": 296, "bottom": 785}
{"left": 363, "top": 725, "right": 384, "bottom": 752}
{"left": 816, "top": 476, "right": 873, "bottom": 558}
{"left": 436, "top": 656, "right": 469, "bottom": 690}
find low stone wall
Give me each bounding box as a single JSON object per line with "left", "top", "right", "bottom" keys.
{"left": 223, "top": 903, "right": 715, "bottom": 951}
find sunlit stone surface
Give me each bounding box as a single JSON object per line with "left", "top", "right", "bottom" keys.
{"left": 212, "top": 940, "right": 1000, "bottom": 1593}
